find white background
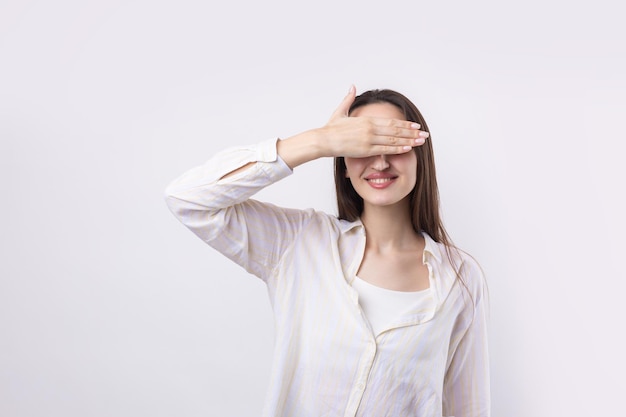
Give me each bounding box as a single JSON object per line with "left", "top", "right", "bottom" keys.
{"left": 1, "top": 0, "right": 624, "bottom": 416}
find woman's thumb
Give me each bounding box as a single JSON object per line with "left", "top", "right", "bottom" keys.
{"left": 330, "top": 85, "right": 356, "bottom": 119}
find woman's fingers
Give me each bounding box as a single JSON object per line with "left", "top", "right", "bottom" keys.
{"left": 370, "top": 138, "right": 425, "bottom": 154}
{"left": 368, "top": 119, "right": 429, "bottom": 149}
{"left": 361, "top": 125, "right": 429, "bottom": 156}
{"left": 371, "top": 144, "right": 416, "bottom": 155}
{"left": 336, "top": 133, "right": 427, "bottom": 158}
{"left": 370, "top": 118, "right": 426, "bottom": 138}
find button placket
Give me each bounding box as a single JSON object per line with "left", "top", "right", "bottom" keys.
{"left": 344, "top": 339, "right": 377, "bottom": 417}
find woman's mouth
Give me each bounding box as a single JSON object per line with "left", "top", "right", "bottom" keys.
{"left": 368, "top": 178, "right": 394, "bottom": 184}
{"left": 365, "top": 175, "right": 397, "bottom": 188}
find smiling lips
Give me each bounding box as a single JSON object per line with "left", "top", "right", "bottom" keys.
{"left": 364, "top": 173, "right": 398, "bottom": 189}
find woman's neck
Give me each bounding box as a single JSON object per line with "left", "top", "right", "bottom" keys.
{"left": 360, "top": 202, "right": 420, "bottom": 252}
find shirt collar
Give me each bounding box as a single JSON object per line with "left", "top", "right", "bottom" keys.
{"left": 337, "top": 217, "right": 363, "bottom": 233}
{"left": 421, "top": 232, "right": 443, "bottom": 264}
{"left": 338, "top": 218, "right": 444, "bottom": 264}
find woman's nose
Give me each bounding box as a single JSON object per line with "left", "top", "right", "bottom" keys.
{"left": 372, "top": 154, "right": 390, "bottom": 170}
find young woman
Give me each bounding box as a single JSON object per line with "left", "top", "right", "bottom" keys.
{"left": 165, "top": 86, "right": 490, "bottom": 417}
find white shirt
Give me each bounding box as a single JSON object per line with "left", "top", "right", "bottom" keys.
{"left": 164, "top": 138, "right": 490, "bottom": 417}
{"left": 352, "top": 277, "right": 434, "bottom": 336}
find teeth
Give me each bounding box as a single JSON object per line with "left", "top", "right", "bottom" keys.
{"left": 368, "top": 178, "right": 393, "bottom": 184}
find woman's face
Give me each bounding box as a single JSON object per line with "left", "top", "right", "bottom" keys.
{"left": 345, "top": 102, "right": 418, "bottom": 210}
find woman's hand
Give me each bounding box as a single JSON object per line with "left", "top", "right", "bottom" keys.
{"left": 277, "top": 86, "right": 428, "bottom": 169}
{"left": 317, "top": 85, "right": 428, "bottom": 158}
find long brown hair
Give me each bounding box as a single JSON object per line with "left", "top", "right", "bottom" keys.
{"left": 334, "top": 89, "right": 479, "bottom": 301}
{"left": 334, "top": 89, "right": 453, "bottom": 248}
{"left": 334, "top": 89, "right": 486, "bottom": 307}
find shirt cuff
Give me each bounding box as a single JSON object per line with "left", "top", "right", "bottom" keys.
{"left": 255, "top": 138, "right": 293, "bottom": 180}
{"left": 256, "top": 137, "right": 280, "bottom": 162}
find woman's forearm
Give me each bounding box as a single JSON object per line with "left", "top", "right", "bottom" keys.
{"left": 276, "top": 129, "right": 326, "bottom": 169}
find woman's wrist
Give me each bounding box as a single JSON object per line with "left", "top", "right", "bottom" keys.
{"left": 277, "top": 129, "right": 327, "bottom": 169}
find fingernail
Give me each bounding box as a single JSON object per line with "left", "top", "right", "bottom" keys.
{"left": 403, "top": 146, "right": 412, "bottom": 151}
{"left": 419, "top": 131, "right": 429, "bottom": 138}
{"left": 415, "top": 138, "right": 425, "bottom": 144}
{"left": 411, "top": 123, "right": 421, "bottom": 129}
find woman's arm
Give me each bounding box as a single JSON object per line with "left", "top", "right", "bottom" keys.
{"left": 164, "top": 138, "right": 310, "bottom": 281}
{"left": 223, "top": 85, "right": 428, "bottom": 177}
{"left": 164, "top": 86, "right": 428, "bottom": 280}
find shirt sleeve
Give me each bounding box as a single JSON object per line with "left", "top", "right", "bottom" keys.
{"left": 164, "top": 138, "right": 315, "bottom": 281}
{"left": 442, "top": 259, "right": 491, "bottom": 417}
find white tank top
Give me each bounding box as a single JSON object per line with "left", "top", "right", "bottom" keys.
{"left": 352, "top": 276, "right": 433, "bottom": 336}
